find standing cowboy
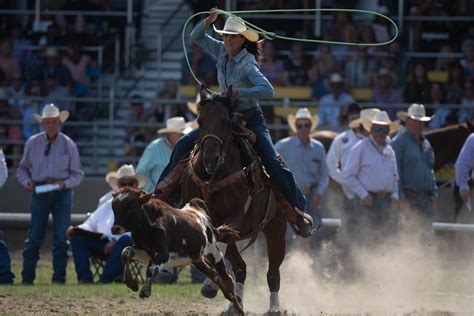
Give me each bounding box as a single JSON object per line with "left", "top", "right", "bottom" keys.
{"left": 342, "top": 111, "right": 399, "bottom": 245}
{"left": 392, "top": 104, "right": 437, "bottom": 232}
{"left": 275, "top": 108, "right": 329, "bottom": 241}
{"left": 17, "top": 103, "right": 84, "bottom": 284}
{"left": 455, "top": 133, "right": 474, "bottom": 211}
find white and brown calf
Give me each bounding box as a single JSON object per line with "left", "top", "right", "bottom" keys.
{"left": 111, "top": 188, "right": 243, "bottom": 315}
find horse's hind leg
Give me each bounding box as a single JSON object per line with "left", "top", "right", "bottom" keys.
{"left": 263, "top": 213, "right": 287, "bottom": 313}
{"left": 226, "top": 242, "right": 246, "bottom": 301}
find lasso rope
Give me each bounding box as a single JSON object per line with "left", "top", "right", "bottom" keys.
{"left": 182, "top": 8, "right": 399, "bottom": 91}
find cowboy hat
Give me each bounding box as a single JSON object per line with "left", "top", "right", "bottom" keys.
{"left": 377, "top": 68, "right": 397, "bottom": 82}
{"left": 213, "top": 16, "right": 259, "bottom": 42}
{"left": 33, "top": 103, "right": 69, "bottom": 123}
{"left": 397, "top": 103, "right": 432, "bottom": 122}
{"left": 348, "top": 108, "right": 381, "bottom": 129}
{"left": 187, "top": 93, "right": 200, "bottom": 115}
{"left": 157, "top": 116, "right": 188, "bottom": 134}
{"left": 105, "top": 164, "right": 146, "bottom": 190}
{"left": 362, "top": 110, "right": 399, "bottom": 134}
{"left": 288, "top": 108, "right": 319, "bottom": 133}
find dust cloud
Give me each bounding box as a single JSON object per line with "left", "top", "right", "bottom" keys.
{"left": 241, "top": 217, "right": 474, "bottom": 315}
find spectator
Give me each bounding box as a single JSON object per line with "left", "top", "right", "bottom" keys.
{"left": 446, "top": 61, "right": 466, "bottom": 100}
{"left": 132, "top": 113, "right": 160, "bottom": 157}
{"left": 150, "top": 79, "right": 188, "bottom": 122}
{"left": 460, "top": 39, "right": 474, "bottom": 80}
{"left": 428, "top": 82, "right": 456, "bottom": 128}
{"left": 9, "top": 23, "right": 33, "bottom": 74}
{"left": 22, "top": 82, "right": 44, "bottom": 140}
{"left": 0, "top": 89, "right": 23, "bottom": 168}
{"left": 43, "top": 75, "right": 73, "bottom": 118}
{"left": 0, "top": 39, "right": 21, "bottom": 80}
{"left": 275, "top": 108, "right": 328, "bottom": 245}
{"left": 342, "top": 111, "right": 400, "bottom": 245}
{"left": 67, "top": 164, "right": 141, "bottom": 284}
{"left": 0, "top": 148, "right": 6, "bottom": 188}
{"left": 393, "top": 104, "right": 437, "bottom": 233}
{"left": 318, "top": 73, "right": 355, "bottom": 129}
{"left": 38, "top": 23, "right": 63, "bottom": 46}
{"left": 6, "top": 73, "right": 27, "bottom": 114}
{"left": 372, "top": 68, "right": 404, "bottom": 119}
{"left": 459, "top": 80, "right": 474, "bottom": 122}
{"left": 16, "top": 104, "right": 84, "bottom": 285}
{"left": 434, "top": 44, "right": 456, "bottom": 71}
{"left": 325, "top": 12, "right": 357, "bottom": 64}
{"left": 136, "top": 116, "right": 190, "bottom": 192}
{"left": 310, "top": 50, "right": 338, "bottom": 100}
{"left": 0, "top": 230, "right": 15, "bottom": 285}
{"left": 281, "top": 42, "right": 311, "bottom": 86}
{"left": 124, "top": 95, "right": 147, "bottom": 143}
{"left": 62, "top": 42, "right": 91, "bottom": 97}
{"left": 344, "top": 46, "right": 377, "bottom": 89}
{"left": 455, "top": 133, "right": 474, "bottom": 206}
{"left": 372, "top": 5, "right": 393, "bottom": 43}
{"left": 260, "top": 41, "right": 285, "bottom": 85}
{"left": 181, "top": 43, "right": 216, "bottom": 86}
{"left": 405, "top": 62, "right": 432, "bottom": 104}
{"left": 41, "top": 47, "right": 72, "bottom": 87}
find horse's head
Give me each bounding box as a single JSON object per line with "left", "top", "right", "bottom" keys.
{"left": 197, "top": 85, "right": 235, "bottom": 175}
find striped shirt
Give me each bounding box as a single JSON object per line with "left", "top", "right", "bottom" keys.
{"left": 391, "top": 130, "right": 437, "bottom": 198}
{"left": 136, "top": 137, "right": 173, "bottom": 192}
{"left": 16, "top": 132, "right": 84, "bottom": 189}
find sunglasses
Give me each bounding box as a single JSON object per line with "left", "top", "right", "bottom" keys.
{"left": 44, "top": 142, "right": 52, "bottom": 156}
{"left": 372, "top": 126, "right": 390, "bottom": 134}
{"left": 296, "top": 123, "right": 311, "bottom": 129}
{"left": 118, "top": 181, "right": 137, "bottom": 188}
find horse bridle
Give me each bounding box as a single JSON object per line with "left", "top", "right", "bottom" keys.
{"left": 199, "top": 123, "right": 232, "bottom": 175}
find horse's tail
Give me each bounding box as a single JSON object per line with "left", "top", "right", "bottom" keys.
{"left": 215, "top": 225, "right": 240, "bottom": 243}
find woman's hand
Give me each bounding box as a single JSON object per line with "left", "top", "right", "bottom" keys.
{"left": 204, "top": 8, "right": 219, "bottom": 28}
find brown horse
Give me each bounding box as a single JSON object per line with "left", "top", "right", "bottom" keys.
{"left": 177, "top": 87, "right": 286, "bottom": 313}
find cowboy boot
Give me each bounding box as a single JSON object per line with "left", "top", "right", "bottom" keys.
{"left": 273, "top": 189, "right": 314, "bottom": 238}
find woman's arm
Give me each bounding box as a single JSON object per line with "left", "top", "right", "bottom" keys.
{"left": 237, "top": 63, "right": 274, "bottom": 98}
{"left": 190, "top": 10, "right": 225, "bottom": 59}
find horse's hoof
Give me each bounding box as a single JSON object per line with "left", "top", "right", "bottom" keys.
{"left": 125, "top": 278, "right": 139, "bottom": 292}
{"left": 138, "top": 286, "right": 151, "bottom": 299}
{"left": 200, "top": 283, "right": 218, "bottom": 298}
{"left": 223, "top": 303, "right": 244, "bottom": 316}
{"left": 155, "top": 271, "right": 173, "bottom": 284}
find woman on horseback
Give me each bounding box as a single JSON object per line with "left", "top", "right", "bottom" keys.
{"left": 157, "top": 9, "right": 313, "bottom": 237}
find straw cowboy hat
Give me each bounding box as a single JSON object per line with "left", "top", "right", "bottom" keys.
{"left": 288, "top": 108, "right": 319, "bottom": 133}
{"left": 187, "top": 93, "right": 200, "bottom": 115}
{"left": 362, "top": 110, "right": 400, "bottom": 134}
{"left": 105, "top": 164, "right": 146, "bottom": 190}
{"left": 348, "top": 108, "right": 381, "bottom": 129}
{"left": 397, "top": 103, "right": 432, "bottom": 122}
{"left": 213, "top": 16, "right": 259, "bottom": 42}
{"left": 33, "top": 104, "right": 69, "bottom": 123}
{"left": 158, "top": 116, "right": 190, "bottom": 134}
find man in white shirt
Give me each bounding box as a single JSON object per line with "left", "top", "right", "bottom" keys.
{"left": 342, "top": 111, "right": 400, "bottom": 245}
{"left": 66, "top": 165, "right": 145, "bottom": 284}
{"left": 0, "top": 148, "right": 7, "bottom": 188}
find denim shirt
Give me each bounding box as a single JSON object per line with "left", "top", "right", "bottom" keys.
{"left": 191, "top": 21, "right": 274, "bottom": 111}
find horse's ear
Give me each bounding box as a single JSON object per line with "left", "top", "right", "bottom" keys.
{"left": 199, "top": 85, "right": 209, "bottom": 102}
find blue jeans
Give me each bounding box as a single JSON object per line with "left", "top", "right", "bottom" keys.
{"left": 0, "top": 231, "right": 15, "bottom": 284}
{"left": 159, "top": 108, "right": 306, "bottom": 210}
{"left": 70, "top": 234, "right": 133, "bottom": 283}
{"left": 22, "top": 189, "right": 72, "bottom": 284}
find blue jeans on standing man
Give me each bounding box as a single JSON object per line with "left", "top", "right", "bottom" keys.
{"left": 70, "top": 234, "right": 133, "bottom": 283}
{"left": 0, "top": 230, "right": 15, "bottom": 284}
{"left": 158, "top": 107, "right": 307, "bottom": 211}
{"left": 22, "top": 189, "right": 72, "bottom": 284}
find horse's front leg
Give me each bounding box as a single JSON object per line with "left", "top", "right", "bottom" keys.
{"left": 264, "top": 212, "right": 287, "bottom": 313}
{"left": 121, "top": 246, "right": 139, "bottom": 292}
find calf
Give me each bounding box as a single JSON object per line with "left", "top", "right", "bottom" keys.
{"left": 111, "top": 187, "right": 243, "bottom": 314}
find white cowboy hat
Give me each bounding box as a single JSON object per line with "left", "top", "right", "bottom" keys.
{"left": 329, "top": 73, "right": 344, "bottom": 84}
{"left": 33, "top": 103, "right": 69, "bottom": 123}
{"left": 105, "top": 164, "right": 146, "bottom": 190}
{"left": 397, "top": 103, "right": 432, "bottom": 122}
{"left": 187, "top": 93, "right": 200, "bottom": 115}
{"left": 213, "top": 16, "right": 259, "bottom": 42}
{"left": 348, "top": 108, "right": 381, "bottom": 129}
{"left": 288, "top": 108, "right": 319, "bottom": 133}
{"left": 362, "top": 110, "right": 399, "bottom": 134}
{"left": 157, "top": 117, "right": 188, "bottom": 134}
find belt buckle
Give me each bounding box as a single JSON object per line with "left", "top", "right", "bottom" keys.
{"left": 45, "top": 178, "right": 56, "bottom": 184}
